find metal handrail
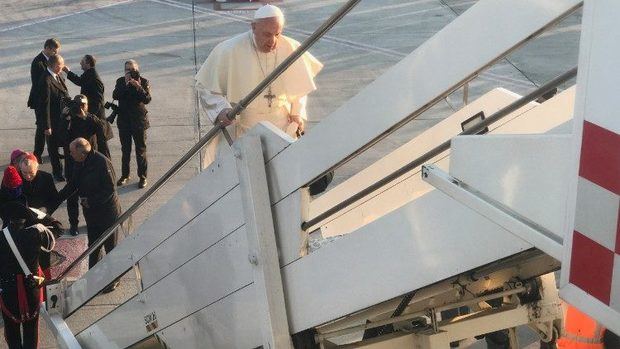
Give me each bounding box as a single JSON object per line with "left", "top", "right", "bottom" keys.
{"left": 301, "top": 67, "right": 578, "bottom": 231}
{"left": 53, "top": 0, "right": 363, "bottom": 282}
{"left": 301, "top": 2, "right": 581, "bottom": 192}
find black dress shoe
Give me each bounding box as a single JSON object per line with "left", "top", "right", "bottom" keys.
{"left": 54, "top": 174, "right": 66, "bottom": 182}
{"left": 139, "top": 177, "right": 147, "bottom": 189}
{"left": 117, "top": 176, "right": 130, "bottom": 186}
{"left": 68, "top": 225, "right": 79, "bottom": 236}
{"left": 101, "top": 280, "right": 120, "bottom": 294}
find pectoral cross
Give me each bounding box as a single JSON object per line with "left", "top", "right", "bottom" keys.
{"left": 264, "top": 87, "right": 276, "bottom": 108}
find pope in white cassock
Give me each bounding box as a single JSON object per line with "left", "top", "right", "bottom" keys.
{"left": 195, "top": 4, "right": 323, "bottom": 166}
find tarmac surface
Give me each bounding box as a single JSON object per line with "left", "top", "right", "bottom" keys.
{"left": 0, "top": 0, "right": 581, "bottom": 348}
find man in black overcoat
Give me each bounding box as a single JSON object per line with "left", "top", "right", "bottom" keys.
{"left": 64, "top": 54, "right": 112, "bottom": 158}
{"left": 28, "top": 38, "right": 61, "bottom": 165}
{"left": 35, "top": 54, "right": 70, "bottom": 181}
{"left": 56, "top": 138, "right": 121, "bottom": 292}
{"left": 57, "top": 95, "right": 107, "bottom": 235}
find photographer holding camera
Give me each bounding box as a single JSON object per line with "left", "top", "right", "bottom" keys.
{"left": 112, "top": 59, "right": 152, "bottom": 189}
{"left": 58, "top": 95, "right": 108, "bottom": 235}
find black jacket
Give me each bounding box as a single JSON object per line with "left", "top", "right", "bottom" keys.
{"left": 112, "top": 76, "right": 151, "bottom": 130}
{"left": 22, "top": 170, "right": 59, "bottom": 213}
{"left": 35, "top": 70, "right": 70, "bottom": 131}
{"left": 58, "top": 151, "right": 119, "bottom": 209}
{"left": 58, "top": 112, "right": 107, "bottom": 150}
{"left": 0, "top": 211, "right": 63, "bottom": 320}
{"left": 27, "top": 52, "right": 48, "bottom": 109}
{"left": 67, "top": 68, "right": 114, "bottom": 140}
{"left": 66, "top": 68, "right": 105, "bottom": 119}
{"left": 0, "top": 215, "right": 63, "bottom": 279}
{"left": 0, "top": 192, "right": 28, "bottom": 228}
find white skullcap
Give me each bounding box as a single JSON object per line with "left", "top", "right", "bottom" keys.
{"left": 254, "top": 4, "right": 284, "bottom": 23}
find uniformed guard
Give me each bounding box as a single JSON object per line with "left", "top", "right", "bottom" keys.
{"left": 0, "top": 202, "right": 63, "bottom": 349}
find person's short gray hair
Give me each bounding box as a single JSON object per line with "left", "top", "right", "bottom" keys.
{"left": 48, "top": 54, "right": 64, "bottom": 67}
{"left": 125, "top": 59, "right": 139, "bottom": 71}
{"left": 72, "top": 137, "right": 91, "bottom": 155}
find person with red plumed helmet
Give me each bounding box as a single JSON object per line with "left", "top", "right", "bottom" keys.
{"left": 0, "top": 166, "right": 28, "bottom": 227}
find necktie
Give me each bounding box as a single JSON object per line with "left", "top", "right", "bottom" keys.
{"left": 57, "top": 75, "right": 66, "bottom": 90}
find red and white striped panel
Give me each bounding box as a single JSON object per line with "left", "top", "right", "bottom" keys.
{"left": 559, "top": 0, "right": 620, "bottom": 333}
{"left": 569, "top": 119, "right": 620, "bottom": 313}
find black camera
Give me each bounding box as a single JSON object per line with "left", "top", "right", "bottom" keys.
{"left": 128, "top": 70, "right": 140, "bottom": 80}
{"left": 104, "top": 101, "right": 119, "bottom": 124}
{"left": 63, "top": 97, "right": 84, "bottom": 116}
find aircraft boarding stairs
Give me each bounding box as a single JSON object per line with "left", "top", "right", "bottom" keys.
{"left": 43, "top": 0, "right": 618, "bottom": 348}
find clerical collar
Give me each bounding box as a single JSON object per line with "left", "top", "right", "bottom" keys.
{"left": 47, "top": 67, "right": 58, "bottom": 79}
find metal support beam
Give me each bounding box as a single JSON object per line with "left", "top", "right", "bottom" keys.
{"left": 345, "top": 297, "right": 561, "bottom": 349}
{"left": 421, "top": 165, "right": 564, "bottom": 260}
{"left": 40, "top": 305, "right": 82, "bottom": 349}
{"left": 344, "top": 331, "right": 450, "bottom": 349}
{"left": 234, "top": 134, "right": 293, "bottom": 349}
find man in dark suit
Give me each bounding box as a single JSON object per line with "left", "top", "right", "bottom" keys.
{"left": 64, "top": 54, "right": 112, "bottom": 158}
{"left": 112, "top": 59, "right": 152, "bottom": 189}
{"left": 18, "top": 153, "right": 59, "bottom": 214}
{"left": 58, "top": 95, "right": 108, "bottom": 235}
{"left": 28, "top": 38, "right": 61, "bottom": 165}
{"left": 35, "top": 54, "right": 70, "bottom": 182}
{"left": 57, "top": 138, "right": 122, "bottom": 292}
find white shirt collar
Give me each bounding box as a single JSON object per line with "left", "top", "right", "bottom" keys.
{"left": 42, "top": 51, "right": 50, "bottom": 61}
{"left": 47, "top": 67, "right": 58, "bottom": 79}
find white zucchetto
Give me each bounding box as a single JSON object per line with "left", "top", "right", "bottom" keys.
{"left": 254, "top": 4, "right": 284, "bottom": 23}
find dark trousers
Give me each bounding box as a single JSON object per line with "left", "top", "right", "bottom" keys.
{"left": 83, "top": 203, "right": 120, "bottom": 269}
{"left": 46, "top": 134, "right": 63, "bottom": 176}
{"left": 0, "top": 282, "right": 40, "bottom": 349}
{"left": 33, "top": 126, "right": 45, "bottom": 162}
{"left": 2, "top": 313, "right": 39, "bottom": 349}
{"left": 119, "top": 128, "right": 147, "bottom": 179}
{"left": 98, "top": 139, "right": 112, "bottom": 160}
{"left": 96, "top": 115, "right": 113, "bottom": 160}
{"left": 33, "top": 127, "right": 63, "bottom": 175}
{"left": 64, "top": 153, "right": 79, "bottom": 227}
